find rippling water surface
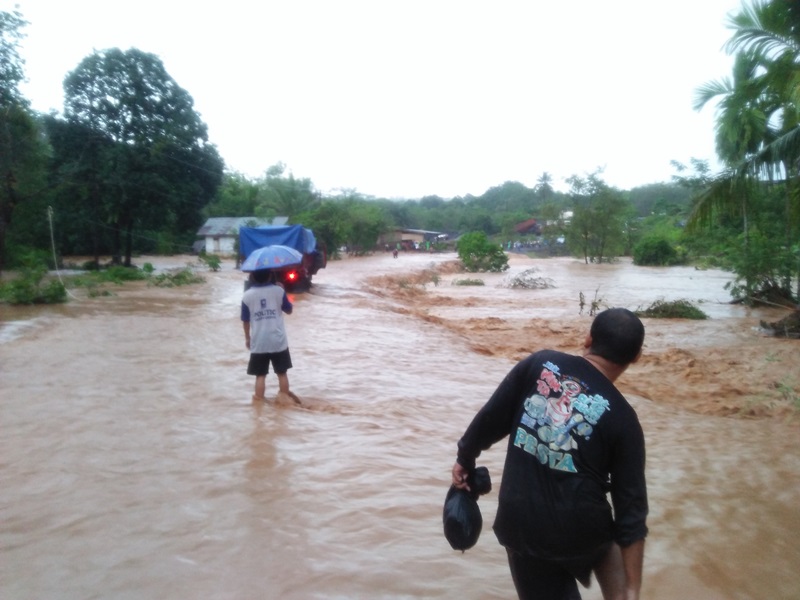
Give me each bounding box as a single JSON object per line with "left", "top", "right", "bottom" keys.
{"left": 1, "top": 253, "right": 798, "bottom": 599}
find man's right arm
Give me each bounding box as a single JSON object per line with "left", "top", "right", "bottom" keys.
{"left": 620, "top": 538, "right": 645, "bottom": 600}
{"left": 594, "top": 539, "right": 645, "bottom": 600}
{"left": 456, "top": 358, "right": 533, "bottom": 470}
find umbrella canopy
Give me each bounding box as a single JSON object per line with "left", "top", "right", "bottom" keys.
{"left": 241, "top": 245, "right": 303, "bottom": 272}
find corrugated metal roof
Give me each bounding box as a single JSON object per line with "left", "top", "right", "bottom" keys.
{"left": 514, "top": 218, "right": 540, "bottom": 234}
{"left": 396, "top": 228, "right": 445, "bottom": 235}
{"left": 197, "top": 216, "right": 288, "bottom": 236}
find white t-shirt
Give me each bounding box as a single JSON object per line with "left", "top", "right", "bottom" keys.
{"left": 241, "top": 283, "right": 292, "bottom": 353}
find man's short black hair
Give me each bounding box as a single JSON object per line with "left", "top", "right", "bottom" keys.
{"left": 589, "top": 308, "right": 645, "bottom": 365}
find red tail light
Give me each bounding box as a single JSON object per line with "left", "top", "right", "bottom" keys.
{"left": 286, "top": 271, "right": 298, "bottom": 282}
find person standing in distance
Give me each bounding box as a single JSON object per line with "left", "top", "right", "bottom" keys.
{"left": 451, "top": 308, "right": 648, "bottom": 600}
{"left": 241, "top": 269, "right": 295, "bottom": 402}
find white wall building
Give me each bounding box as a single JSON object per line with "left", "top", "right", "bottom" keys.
{"left": 196, "top": 216, "right": 288, "bottom": 255}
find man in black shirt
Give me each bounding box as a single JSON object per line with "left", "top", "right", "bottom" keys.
{"left": 452, "top": 308, "right": 648, "bottom": 600}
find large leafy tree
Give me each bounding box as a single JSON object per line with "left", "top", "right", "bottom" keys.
{"left": 204, "top": 172, "right": 262, "bottom": 218}
{"left": 565, "top": 171, "right": 629, "bottom": 264}
{"left": 40, "top": 115, "right": 115, "bottom": 263}
{"left": 255, "top": 162, "right": 319, "bottom": 221}
{"left": 62, "top": 48, "right": 223, "bottom": 265}
{"left": 299, "top": 194, "right": 389, "bottom": 257}
{"left": 0, "top": 8, "right": 48, "bottom": 271}
{"left": 302, "top": 200, "right": 350, "bottom": 257}
{"left": 479, "top": 180, "right": 538, "bottom": 215}
{"left": 341, "top": 200, "right": 386, "bottom": 254}
{"left": 0, "top": 8, "right": 26, "bottom": 108}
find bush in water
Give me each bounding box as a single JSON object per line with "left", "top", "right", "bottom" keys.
{"left": 635, "top": 299, "right": 708, "bottom": 320}
{"left": 457, "top": 232, "right": 509, "bottom": 273}
{"left": 0, "top": 262, "right": 67, "bottom": 305}
{"left": 633, "top": 236, "right": 682, "bottom": 266}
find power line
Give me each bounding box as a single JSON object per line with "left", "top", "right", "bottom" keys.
{"left": 47, "top": 205, "right": 79, "bottom": 299}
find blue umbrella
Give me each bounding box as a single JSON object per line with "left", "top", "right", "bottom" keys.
{"left": 241, "top": 245, "right": 303, "bottom": 272}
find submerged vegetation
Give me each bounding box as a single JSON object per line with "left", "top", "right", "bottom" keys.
{"left": 0, "top": 263, "right": 67, "bottom": 304}
{"left": 0, "top": 260, "right": 205, "bottom": 305}
{"left": 456, "top": 232, "right": 509, "bottom": 273}
{"left": 503, "top": 268, "right": 556, "bottom": 289}
{"left": 149, "top": 268, "right": 205, "bottom": 288}
{"left": 634, "top": 299, "right": 709, "bottom": 320}
{"left": 760, "top": 310, "right": 800, "bottom": 339}
{"left": 453, "top": 278, "right": 485, "bottom": 286}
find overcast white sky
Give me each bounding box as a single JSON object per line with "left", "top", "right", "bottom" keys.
{"left": 5, "top": 0, "right": 744, "bottom": 199}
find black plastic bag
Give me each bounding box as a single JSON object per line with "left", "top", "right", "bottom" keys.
{"left": 442, "top": 466, "right": 491, "bottom": 552}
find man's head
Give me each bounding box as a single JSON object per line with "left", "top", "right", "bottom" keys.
{"left": 251, "top": 270, "right": 275, "bottom": 285}
{"left": 588, "top": 308, "right": 645, "bottom": 366}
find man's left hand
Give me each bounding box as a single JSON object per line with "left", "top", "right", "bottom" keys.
{"left": 452, "top": 462, "right": 471, "bottom": 491}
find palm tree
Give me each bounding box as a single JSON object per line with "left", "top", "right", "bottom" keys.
{"left": 728, "top": 0, "right": 800, "bottom": 297}
{"left": 693, "top": 50, "right": 768, "bottom": 246}
{"left": 692, "top": 0, "right": 800, "bottom": 301}
{"left": 534, "top": 171, "right": 554, "bottom": 204}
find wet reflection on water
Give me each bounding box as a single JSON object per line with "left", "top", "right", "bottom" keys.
{"left": 1, "top": 253, "right": 798, "bottom": 599}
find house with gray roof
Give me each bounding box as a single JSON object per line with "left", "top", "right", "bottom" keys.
{"left": 196, "top": 216, "right": 288, "bottom": 255}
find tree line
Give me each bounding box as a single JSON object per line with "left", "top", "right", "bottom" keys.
{"left": 1, "top": 1, "right": 797, "bottom": 306}
{"left": 1, "top": 10, "right": 223, "bottom": 270}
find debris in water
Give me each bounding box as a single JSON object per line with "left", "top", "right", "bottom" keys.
{"left": 502, "top": 268, "right": 556, "bottom": 290}
{"left": 760, "top": 310, "right": 800, "bottom": 339}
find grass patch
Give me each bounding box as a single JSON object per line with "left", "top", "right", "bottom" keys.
{"left": 775, "top": 380, "right": 800, "bottom": 411}
{"left": 1, "top": 260, "right": 206, "bottom": 305}
{"left": 453, "top": 278, "right": 485, "bottom": 286}
{"left": 634, "top": 299, "right": 708, "bottom": 319}
{"left": 149, "top": 268, "right": 205, "bottom": 287}
{"left": 67, "top": 265, "right": 149, "bottom": 290}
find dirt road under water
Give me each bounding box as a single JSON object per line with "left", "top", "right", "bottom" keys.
{"left": 1, "top": 252, "right": 798, "bottom": 599}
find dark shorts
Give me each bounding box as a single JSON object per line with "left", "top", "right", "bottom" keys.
{"left": 506, "top": 545, "right": 610, "bottom": 600}
{"left": 247, "top": 348, "right": 292, "bottom": 376}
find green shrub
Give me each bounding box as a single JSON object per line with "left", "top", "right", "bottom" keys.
{"left": 633, "top": 236, "right": 680, "bottom": 266}
{"left": 0, "top": 262, "right": 67, "bottom": 305}
{"left": 150, "top": 268, "right": 205, "bottom": 287}
{"left": 199, "top": 253, "right": 222, "bottom": 272}
{"left": 635, "top": 299, "right": 708, "bottom": 319}
{"left": 456, "top": 232, "right": 509, "bottom": 273}
{"left": 453, "top": 278, "right": 485, "bottom": 286}
{"left": 4, "top": 246, "right": 54, "bottom": 270}
{"left": 40, "top": 279, "right": 68, "bottom": 303}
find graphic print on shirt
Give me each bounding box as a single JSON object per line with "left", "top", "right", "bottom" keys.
{"left": 513, "top": 360, "right": 610, "bottom": 473}
{"left": 252, "top": 297, "right": 278, "bottom": 322}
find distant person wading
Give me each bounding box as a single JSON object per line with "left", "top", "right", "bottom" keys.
{"left": 241, "top": 269, "right": 298, "bottom": 403}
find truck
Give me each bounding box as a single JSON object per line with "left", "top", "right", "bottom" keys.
{"left": 239, "top": 224, "right": 327, "bottom": 291}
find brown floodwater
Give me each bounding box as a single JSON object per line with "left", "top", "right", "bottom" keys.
{"left": 1, "top": 253, "right": 798, "bottom": 599}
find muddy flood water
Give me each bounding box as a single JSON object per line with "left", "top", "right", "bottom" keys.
{"left": 1, "top": 252, "right": 798, "bottom": 599}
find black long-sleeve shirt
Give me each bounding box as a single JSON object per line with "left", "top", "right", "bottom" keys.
{"left": 457, "top": 350, "right": 648, "bottom": 561}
